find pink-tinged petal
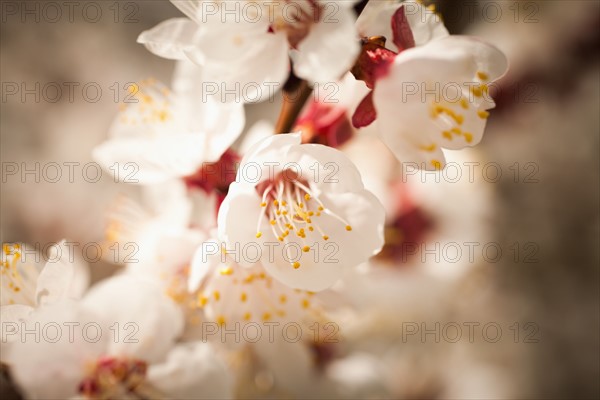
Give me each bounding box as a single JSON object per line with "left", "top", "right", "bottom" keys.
{"left": 391, "top": 6, "right": 415, "bottom": 51}
{"left": 351, "top": 41, "right": 396, "bottom": 88}
{"left": 352, "top": 92, "right": 377, "bottom": 128}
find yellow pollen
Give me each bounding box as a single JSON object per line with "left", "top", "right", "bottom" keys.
{"left": 279, "top": 294, "right": 287, "bottom": 304}
{"left": 477, "top": 110, "right": 490, "bottom": 119}
{"left": 431, "top": 160, "right": 443, "bottom": 170}
{"left": 464, "top": 133, "right": 473, "bottom": 143}
{"left": 460, "top": 98, "right": 469, "bottom": 109}
{"left": 274, "top": 200, "right": 279, "bottom": 206}
{"left": 298, "top": 203, "right": 304, "bottom": 209}
{"left": 477, "top": 71, "right": 489, "bottom": 81}
{"left": 318, "top": 206, "right": 324, "bottom": 211}
{"left": 213, "top": 291, "right": 220, "bottom": 301}
{"left": 216, "top": 315, "right": 226, "bottom": 326}
{"left": 219, "top": 267, "right": 233, "bottom": 276}
{"left": 323, "top": 235, "right": 329, "bottom": 240}
{"left": 309, "top": 226, "right": 314, "bottom": 232}
{"left": 419, "top": 144, "right": 436, "bottom": 152}
{"left": 302, "top": 299, "right": 310, "bottom": 309}
{"left": 308, "top": 211, "right": 314, "bottom": 216}
{"left": 293, "top": 262, "right": 301, "bottom": 269}
{"left": 244, "top": 312, "right": 251, "bottom": 321}
{"left": 442, "top": 131, "right": 453, "bottom": 140}
{"left": 198, "top": 295, "right": 208, "bottom": 307}
{"left": 262, "top": 312, "right": 272, "bottom": 321}
{"left": 240, "top": 292, "right": 247, "bottom": 302}
{"left": 270, "top": 220, "right": 276, "bottom": 225}
{"left": 346, "top": 225, "right": 353, "bottom": 231}
{"left": 261, "top": 202, "right": 267, "bottom": 207}
{"left": 278, "top": 236, "right": 284, "bottom": 242}
{"left": 256, "top": 232, "right": 262, "bottom": 238}
{"left": 282, "top": 201, "right": 287, "bottom": 206}
{"left": 302, "top": 246, "right": 310, "bottom": 252}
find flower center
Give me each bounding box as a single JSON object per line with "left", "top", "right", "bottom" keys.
{"left": 255, "top": 171, "right": 352, "bottom": 269}
{"left": 78, "top": 356, "right": 148, "bottom": 399}
{"left": 1, "top": 244, "right": 38, "bottom": 306}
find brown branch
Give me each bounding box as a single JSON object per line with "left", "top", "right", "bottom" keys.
{"left": 274, "top": 79, "right": 313, "bottom": 134}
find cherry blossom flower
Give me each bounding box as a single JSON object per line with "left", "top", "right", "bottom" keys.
{"left": 93, "top": 60, "right": 245, "bottom": 184}
{"left": 5, "top": 275, "right": 232, "bottom": 399}
{"left": 351, "top": 0, "right": 508, "bottom": 170}
{"left": 1, "top": 241, "right": 89, "bottom": 343}
{"left": 188, "top": 238, "right": 338, "bottom": 396}
{"left": 217, "top": 133, "right": 385, "bottom": 291}
{"left": 138, "top": 0, "right": 361, "bottom": 98}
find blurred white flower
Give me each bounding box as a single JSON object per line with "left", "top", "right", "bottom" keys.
{"left": 189, "top": 238, "right": 339, "bottom": 396}
{"left": 139, "top": 0, "right": 360, "bottom": 95}
{"left": 93, "top": 61, "right": 245, "bottom": 184}
{"left": 1, "top": 241, "right": 89, "bottom": 343}
{"left": 217, "top": 133, "right": 385, "bottom": 291}
{"left": 5, "top": 275, "right": 231, "bottom": 399}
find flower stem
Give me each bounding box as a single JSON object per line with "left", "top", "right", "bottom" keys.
{"left": 274, "top": 2, "right": 369, "bottom": 134}
{"left": 274, "top": 79, "right": 313, "bottom": 134}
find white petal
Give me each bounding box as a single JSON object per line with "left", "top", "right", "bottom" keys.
{"left": 261, "top": 189, "right": 385, "bottom": 291}
{"left": 404, "top": 0, "right": 449, "bottom": 47}
{"left": 187, "top": 20, "right": 289, "bottom": 103}
{"left": 138, "top": 18, "right": 199, "bottom": 60}
{"left": 148, "top": 342, "right": 233, "bottom": 399}
{"left": 169, "top": 0, "right": 203, "bottom": 23}
{"left": 81, "top": 275, "right": 184, "bottom": 363}
{"left": 373, "top": 36, "right": 508, "bottom": 169}
{"left": 36, "top": 240, "right": 89, "bottom": 306}
{"left": 293, "top": 6, "right": 360, "bottom": 83}
{"left": 6, "top": 302, "right": 105, "bottom": 400}
{"left": 236, "top": 120, "right": 275, "bottom": 156}
{"left": 0, "top": 304, "right": 33, "bottom": 344}
{"left": 93, "top": 136, "right": 201, "bottom": 184}
{"left": 188, "top": 239, "right": 221, "bottom": 292}
{"left": 217, "top": 185, "right": 263, "bottom": 267}
{"left": 172, "top": 60, "right": 245, "bottom": 160}
{"left": 287, "top": 142, "right": 365, "bottom": 194}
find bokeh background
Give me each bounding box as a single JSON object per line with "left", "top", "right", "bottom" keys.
{"left": 1, "top": 0, "right": 599, "bottom": 398}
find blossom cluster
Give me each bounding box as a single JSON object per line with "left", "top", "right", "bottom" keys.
{"left": 1, "top": 1, "right": 507, "bottom": 398}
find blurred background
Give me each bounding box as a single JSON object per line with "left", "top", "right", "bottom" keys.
{"left": 1, "top": 0, "right": 598, "bottom": 399}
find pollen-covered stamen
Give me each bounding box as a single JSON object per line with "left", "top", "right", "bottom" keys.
{"left": 1, "top": 244, "right": 38, "bottom": 306}
{"left": 118, "top": 79, "right": 172, "bottom": 129}
{"left": 78, "top": 356, "right": 150, "bottom": 399}
{"left": 255, "top": 170, "right": 353, "bottom": 269}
